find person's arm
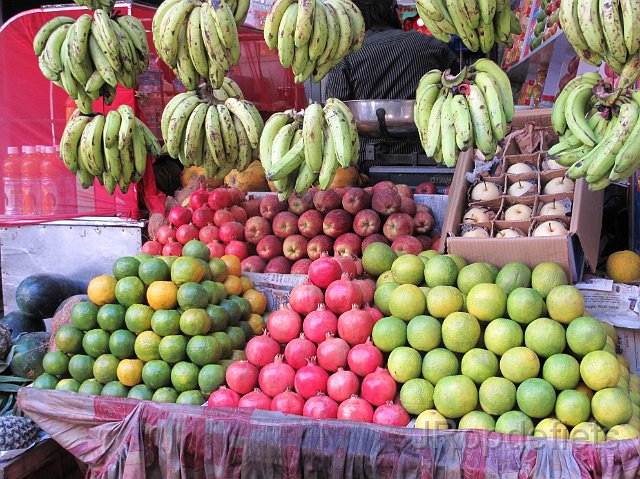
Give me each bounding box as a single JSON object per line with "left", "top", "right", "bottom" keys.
{"left": 325, "top": 60, "right": 351, "bottom": 100}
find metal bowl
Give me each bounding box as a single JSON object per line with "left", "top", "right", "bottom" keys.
{"left": 344, "top": 100, "right": 418, "bottom": 138}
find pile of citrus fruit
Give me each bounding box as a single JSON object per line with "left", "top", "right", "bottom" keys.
{"left": 363, "top": 243, "right": 640, "bottom": 442}
{"left": 33, "top": 240, "right": 268, "bottom": 405}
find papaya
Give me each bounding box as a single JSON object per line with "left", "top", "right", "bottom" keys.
{"left": 224, "top": 161, "right": 269, "bottom": 192}
{"left": 9, "top": 331, "right": 51, "bottom": 379}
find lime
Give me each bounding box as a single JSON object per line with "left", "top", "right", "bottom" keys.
{"left": 201, "top": 281, "right": 220, "bottom": 305}
{"left": 371, "top": 316, "right": 407, "bottom": 352}
{"left": 426, "top": 286, "right": 464, "bottom": 319}
{"left": 499, "top": 347, "right": 540, "bottom": 383}
{"left": 171, "top": 256, "right": 205, "bottom": 285}
{"left": 128, "top": 384, "right": 154, "bottom": 401}
{"left": 225, "top": 326, "right": 246, "bottom": 350}
{"left": 42, "top": 351, "right": 69, "bottom": 376}
{"left": 207, "top": 304, "right": 229, "bottom": 332}
{"left": 484, "top": 318, "right": 523, "bottom": 356}
{"left": 199, "top": 364, "right": 226, "bottom": 394}
{"left": 387, "top": 347, "right": 422, "bottom": 383}
{"left": 93, "top": 354, "right": 120, "bottom": 384}
{"left": 515, "top": 378, "right": 556, "bottom": 418}
{"left": 495, "top": 411, "right": 534, "bottom": 436}
{"left": 531, "top": 262, "right": 568, "bottom": 299}
{"left": 391, "top": 254, "right": 425, "bottom": 285}
{"left": 433, "top": 375, "right": 478, "bottom": 419}
{"left": 506, "top": 288, "right": 543, "bottom": 324}
{"left": 142, "top": 360, "right": 172, "bottom": 389}
{"left": 101, "top": 380, "right": 130, "bottom": 397}
{"left": 524, "top": 317, "right": 566, "bottom": 358}
{"left": 138, "top": 257, "right": 171, "bottom": 285}
{"left": 152, "top": 387, "right": 179, "bottom": 403}
{"left": 458, "top": 411, "right": 495, "bottom": 431}
{"left": 534, "top": 418, "right": 569, "bottom": 440}
{"left": 78, "top": 378, "right": 104, "bottom": 396}
{"left": 457, "top": 263, "right": 494, "bottom": 295}
{"left": 389, "top": 284, "right": 426, "bottom": 320}
{"left": 211, "top": 332, "right": 233, "bottom": 359}
{"left": 569, "top": 422, "right": 605, "bottom": 443}
{"left": 182, "top": 240, "right": 211, "bottom": 261}
{"left": 422, "top": 348, "right": 459, "bottom": 385}
{"left": 187, "top": 335, "right": 222, "bottom": 366}
{"left": 580, "top": 351, "right": 621, "bottom": 391}
{"left": 134, "top": 331, "right": 162, "bottom": 362}
{"left": 33, "top": 373, "right": 59, "bottom": 390}
{"left": 399, "top": 378, "right": 435, "bottom": 415}
{"left": 495, "top": 262, "right": 531, "bottom": 294}
{"left": 445, "top": 254, "right": 467, "bottom": 272}
{"left": 566, "top": 316, "right": 607, "bottom": 356}
{"left": 176, "top": 390, "right": 206, "bottom": 405}
{"left": 177, "top": 282, "right": 210, "bottom": 310}
{"left": 151, "top": 310, "right": 181, "bottom": 336}
{"left": 55, "top": 325, "right": 84, "bottom": 354}
{"left": 97, "top": 304, "right": 126, "bottom": 332}
{"left": 546, "top": 285, "right": 585, "bottom": 324}
{"left": 424, "top": 255, "right": 459, "bottom": 287}
{"left": 171, "top": 361, "right": 200, "bottom": 392}
{"left": 460, "top": 348, "right": 498, "bottom": 384}
{"left": 376, "top": 271, "right": 395, "bottom": 288}
{"left": 481, "top": 262, "right": 499, "bottom": 282}
{"left": 55, "top": 378, "right": 81, "bottom": 393}
{"left": 466, "top": 284, "right": 507, "bottom": 321}
{"left": 68, "top": 354, "right": 95, "bottom": 382}
{"left": 415, "top": 409, "right": 449, "bottom": 430}
{"left": 159, "top": 335, "right": 188, "bottom": 364}
{"left": 441, "top": 312, "right": 480, "bottom": 353}
{"left": 208, "top": 258, "right": 228, "bottom": 282}
{"left": 114, "top": 276, "right": 146, "bottom": 308}
{"left": 591, "top": 387, "right": 633, "bottom": 428}
{"left": 406, "top": 315, "right": 441, "bottom": 352}
{"left": 82, "top": 329, "right": 110, "bottom": 358}
{"left": 555, "top": 389, "right": 591, "bottom": 427}
{"left": 479, "top": 377, "right": 516, "bottom": 415}
{"left": 112, "top": 256, "right": 141, "bottom": 280}
{"left": 363, "top": 243, "right": 397, "bottom": 277}
{"left": 606, "top": 424, "right": 640, "bottom": 441}
{"left": 373, "top": 282, "right": 400, "bottom": 316}
{"left": 542, "top": 353, "right": 580, "bottom": 390}
{"left": 71, "top": 301, "right": 99, "bottom": 331}
{"left": 220, "top": 299, "right": 242, "bottom": 326}
{"left": 124, "top": 304, "right": 154, "bottom": 334}
{"left": 180, "top": 309, "right": 212, "bottom": 336}
{"left": 109, "top": 329, "right": 136, "bottom": 359}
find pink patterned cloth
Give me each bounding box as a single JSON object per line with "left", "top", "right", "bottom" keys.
{"left": 17, "top": 388, "right": 640, "bottom": 479}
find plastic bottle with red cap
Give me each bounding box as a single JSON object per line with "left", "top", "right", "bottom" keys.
{"left": 41, "top": 146, "right": 76, "bottom": 215}
{"left": 2, "top": 146, "right": 22, "bottom": 215}
{"left": 21, "top": 146, "right": 41, "bottom": 215}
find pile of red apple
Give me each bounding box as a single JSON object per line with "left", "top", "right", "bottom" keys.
{"left": 206, "top": 254, "right": 411, "bottom": 426}
{"left": 141, "top": 182, "right": 440, "bottom": 275}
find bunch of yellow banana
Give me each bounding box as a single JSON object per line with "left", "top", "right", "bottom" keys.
{"left": 559, "top": 0, "right": 640, "bottom": 87}
{"left": 263, "top": 0, "right": 365, "bottom": 83}
{"left": 59, "top": 106, "right": 161, "bottom": 194}
{"left": 152, "top": 0, "right": 248, "bottom": 89}
{"left": 161, "top": 83, "right": 263, "bottom": 180}
{"left": 415, "top": 0, "right": 522, "bottom": 53}
{"left": 71, "top": 0, "right": 115, "bottom": 13}
{"left": 548, "top": 72, "right": 640, "bottom": 189}
{"left": 261, "top": 99, "right": 358, "bottom": 199}
{"left": 33, "top": 12, "right": 150, "bottom": 114}
{"left": 414, "top": 59, "right": 514, "bottom": 164}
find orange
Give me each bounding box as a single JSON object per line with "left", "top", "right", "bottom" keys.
{"left": 116, "top": 359, "right": 143, "bottom": 387}
{"left": 243, "top": 289, "right": 267, "bottom": 315}
{"left": 221, "top": 255, "right": 241, "bottom": 277}
{"left": 606, "top": 250, "right": 640, "bottom": 283}
{"left": 240, "top": 276, "right": 253, "bottom": 293}
{"left": 223, "top": 275, "right": 243, "bottom": 296}
{"left": 87, "top": 275, "right": 117, "bottom": 306}
{"left": 146, "top": 281, "right": 178, "bottom": 310}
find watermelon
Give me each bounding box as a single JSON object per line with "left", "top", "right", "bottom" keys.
{"left": 0, "top": 311, "right": 45, "bottom": 341}
{"left": 16, "top": 274, "right": 81, "bottom": 319}
{"left": 9, "top": 332, "right": 50, "bottom": 379}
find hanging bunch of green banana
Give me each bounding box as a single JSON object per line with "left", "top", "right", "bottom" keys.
{"left": 152, "top": 0, "right": 249, "bottom": 89}
{"left": 558, "top": 0, "right": 640, "bottom": 87}
{"left": 548, "top": 72, "right": 640, "bottom": 189}
{"left": 71, "top": 0, "right": 115, "bottom": 13}
{"left": 59, "top": 106, "right": 161, "bottom": 194}
{"left": 161, "top": 81, "right": 263, "bottom": 180}
{"left": 415, "top": 0, "right": 522, "bottom": 53}
{"left": 33, "top": 12, "right": 150, "bottom": 114}
{"left": 261, "top": 99, "right": 358, "bottom": 200}
{"left": 414, "top": 59, "right": 514, "bottom": 164}
{"left": 263, "top": 0, "right": 365, "bottom": 83}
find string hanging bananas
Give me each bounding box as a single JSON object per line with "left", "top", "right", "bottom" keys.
{"left": 71, "top": 0, "right": 115, "bottom": 13}
{"left": 558, "top": 0, "right": 640, "bottom": 87}
{"left": 152, "top": 0, "right": 249, "bottom": 89}
{"left": 548, "top": 72, "right": 640, "bottom": 189}
{"left": 33, "top": 12, "right": 150, "bottom": 114}
{"left": 414, "top": 59, "right": 514, "bottom": 163}
{"left": 261, "top": 98, "right": 359, "bottom": 200}
{"left": 263, "top": 0, "right": 365, "bottom": 83}
{"left": 415, "top": 0, "right": 522, "bottom": 53}
{"left": 161, "top": 82, "right": 263, "bottom": 180}
{"left": 59, "top": 108, "right": 161, "bottom": 194}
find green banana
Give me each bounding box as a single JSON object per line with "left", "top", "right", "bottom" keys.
{"left": 324, "top": 104, "right": 352, "bottom": 168}
{"left": 553, "top": 145, "right": 593, "bottom": 166}
{"left": 166, "top": 96, "right": 201, "bottom": 158}
{"left": 577, "top": 0, "right": 606, "bottom": 56}
{"left": 82, "top": 115, "right": 106, "bottom": 176}
{"left": 260, "top": 112, "right": 293, "bottom": 171}
{"left": 600, "top": 0, "right": 627, "bottom": 64}
{"left": 34, "top": 17, "right": 74, "bottom": 56}
{"left": 132, "top": 126, "right": 148, "bottom": 176}
{"left": 264, "top": 0, "right": 297, "bottom": 49}
{"left": 551, "top": 71, "right": 601, "bottom": 134}
{"left": 60, "top": 114, "right": 92, "bottom": 174}
{"left": 303, "top": 103, "right": 324, "bottom": 174}
{"left": 234, "top": 117, "right": 252, "bottom": 171}
{"left": 450, "top": 94, "right": 473, "bottom": 151}
{"left": 268, "top": 137, "right": 305, "bottom": 181}
{"left": 205, "top": 105, "right": 226, "bottom": 167}
{"left": 278, "top": 4, "right": 298, "bottom": 69}
{"left": 415, "top": 84, "right": 441, "bottom": 148}
{"left": 217, "top": 104, "right": 239, "bottom": 165}
{"left": 472, "top": 58, "right": 515, "bottom": 122}
{"left": 474, "top": 71, "right": 507, "bottom": 140}
{"left": 182, "top": 103, "right": 208, "bottom": 167}
{"left": 565, "top": 83, "right": 597, "bottom": 146}
{"left": 136, "top": 119, "right": 161, "bottom": 158}
{"left": 559, "top": 0, "right": 589, "bottom": 51}
{"left": 117, "top": 105, "right": 136, "bottom": 152}
{"left": 225, "top": 98, "right": 263, "bottom": 149}
{"left": 467, "top": 84, "right": 496, "bottom": 158}
{"left": 295, "top": 160, "right": 318, "bottom": 195}
{"left": 161, "top": 92, "right": 191, "bottom": 141}
{"left": 318, "top": 126, "right": 338, "bottom": 189}
{"left": 294, "top": 0, "right": 315, "bottom": 48}
{"left": 187, "top": 7, "right": 210, "bottom": 79}
{"left": 88, "top": 36, "right": 117, "bottom": 87}
{"left": 440, "top": 94, "right": 457, "bottom": 167}
{"left": 424, "top": 90, "right": 446, "bottom": 157}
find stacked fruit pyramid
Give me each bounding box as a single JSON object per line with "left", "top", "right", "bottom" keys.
{"left": 360, "top": 244, "right": 639, "bottom": 441}
{"left": 33, "top": 246, "right": 267, "bottom": 405}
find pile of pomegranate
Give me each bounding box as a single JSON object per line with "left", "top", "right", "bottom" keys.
{"left": 141, "top": 183, "right": 439, "bottom": 273}
{"left": 207, "top": 254, "right": 411, "bottom": 426}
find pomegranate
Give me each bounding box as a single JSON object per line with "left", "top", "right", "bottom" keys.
{"left": 347, "top": 339, "right": 384, "bottom": 376}
{"left": 353, "top": 279, "right": 374, "bottom": 305}
{"left": 337, "top": 395, "right": 374, "bottom": 422}
{"left": 238, "top": 388, "right": 272, "bottom": 410}
{"left": 337, "top": 305, "right": 375, "bottom": 346}
{"left": 207, "top": 386, "right": 240, "bottom": 408}
{"left": 302, "top": 303, "right": 338, "bottom": 344}
{"left": 316, "top": 333, "right": 350, "bottom": 372}
{"left": 176, "top": 224, "right": 199, "bottom": 244}
{"left": 167, "top": 205, "right": 192, "bottom": 227}
{"left": 207, "top": 241, "right": 226, "bottom": 258}
{"left": 198, "top": 224, "right": 219, "bottom": 244}
{"left": 373, "top": 402, "right": 411, "bottom": 427}
{"left": 245, "top": 331, "right": 280, "bottom": 367}
{"left": 308, "top": 253, "right": 342, "bottom": 288}
{"left": 162, "top": 241, "right": 183, "bottom": 256}
{"left": 327, "top": 368, "right": 360, "bottom": 403}
{"left": 258, "top": 355, "right": 295, "bottom": 397}
{"left": 354, "top": 257, "right": 364, "bottom": 276}
{"left": 227, "top": 186, "right": 245, "bottom": 205}
{"left": 155, "top": 225, "right": 177, "bottom": 245}
{"left": 288, "top": 280, "right": 324, "bottom": 316}
{"left": 324, "top": 274, "right": 363, "bottom": 315}
{"left": 189, "top": 185, "right": 209, "bottom": 210}
{"left": 363, "top": 305, "right": 384, "bottom": 322}
{"left": 361, "top": 368, "right": 397, "bottom": 406}
{"left": 230, "top": 205, "right": 248, "bottom": 224}
{"left": 208, "top": 188, "right": 234, "bottom": 210}
{"left": 303, "top": 393, "right": 339, "bottom": 419}
{"left": 192, "top": 206, "right": 216, "bottom": 229}
{"left": 225, "top": 360, "right": 259, "bottom": 394}
{"left": 267, "top": 304, "right": 302, "bottom": 344}
{"left": 213, "top": 209, "right": 234, "bottom": 227}
{"left": 141, "top": 240, "right": 162, "bottom": 255}
{"left": 271, "top": 389, "right": 305, "bottom": 415}
{"left": 294, "top": 357, "right": 329, "bottom": 399}
{"left": 284, "top": 333, "right": 317, "bottom": 370}
{"left": 332, "top": 255, "right": 357, "bottom": 278}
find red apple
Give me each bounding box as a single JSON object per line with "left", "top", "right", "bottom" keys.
{"left": 227, "top": 186, "right": 245, "bottom": 205}
{"left": 176, "top": 224, "right": 200, "bottom": 244}
{"left": 213, "top": 209, "right": 234, "bottom": 227}
{"left": 383, "top": 213, "right": 414, "bottom": 241}
{"left": 283, "top": 235, "right": 309, "bottom": 261}
{"left": 392, "top": 236, "right": 423, "bottom": 255}
{"left": 245, "top": 216, "right": 272, "bottom": 244}
{"left": 230, "top": 205, "right": 247, "bottom": 225}
{"left": 265, "top": 256, "right": 291, "bottom": 274}
{"left": 256, "top": 235, "right": 283, "bottom": 260}
{"left": 288, "top": 192, "right": 314, "bottom": 215}
{"left": 199, "top": 224, "right": 220, "bottom": 244}
{"left": 142, "top": 240, "right": 163, "bottom": 255}
{"left": 416, "top": 204, "right": 434, "bottom": 215}
{"left": 333, "top": 233, "right": 362, "bottom": 257}
{"left": 400, "top": 197, "right": 417, "bottom": 216}
{"left": 414, "top": 211, "right": 435, "bottom": 235}
{"left": 298, "top": 210, "right": 324, "bottom": 238}
{"left": 307, "top": 235, "right": 334, "bottom": 260}
{"left": 342, "top": 187, "right": 371, "bottom": 215}
{"left": 362, "top": 234, "right": 390, "bottom": 252}
{"left": 242, "top": 197, "right": 262, "bottom": 218}
{"left": 291, "top": 258, "right": 312, "bottom": 274}
{"left": 323, "top": 210, "right": 353, "bottom": 238}
{"left": 353, "top": 209, "right": 381, "bottom": 237}
{"left": 192, "top": 206, "right": 215, "bottom": 229}
{"left": 395, "top": 184, "right": 414, "bottom": 199}
{"left": 219, "top": 221, "right": 244, "bottom": 243}
{"left": 335, "top": 187, "right": 351, "bottom": 198}
{"left": 163, "top": 241, "right": 183, "bottom": 256}
{"left": 372, "top": 181, "right": 397, "bottom": 194}
{"left": 372, "top": 189, "right": 402, "bottom": 216}
{"left": 415, "top": 182, "right": 436, "bottom": 194}
{"left": 354, "top": 256, "right": 364, "bottom": 276}
{"left": 313, "top": 190, "right": 342, "bottom": 213}
{"left": 207, "top": 241, "right": 226, "bottom": 258}
{"left": 260, "top": 195, "right": 287, "bottom": 220}
{"left": 416, "top": 235, "right": 434, "bottom": 250}
{"left": 241, "top": 255, "right": 266, "bottom": 273}
{"left": 431, "top": 235, "right": 441, "bottom": 250}
{"left": 155, "top": 225, "right": 177, "bottom": 245}
{"left": 272, "top": 211, "right": 299, "bottom": 239}
{"left": 208, "top": 188, "right": 234, "bottom": 210}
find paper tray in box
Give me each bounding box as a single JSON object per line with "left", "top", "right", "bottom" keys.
{"left": 243, "top": 272, "right": 307, "bottom": 312}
